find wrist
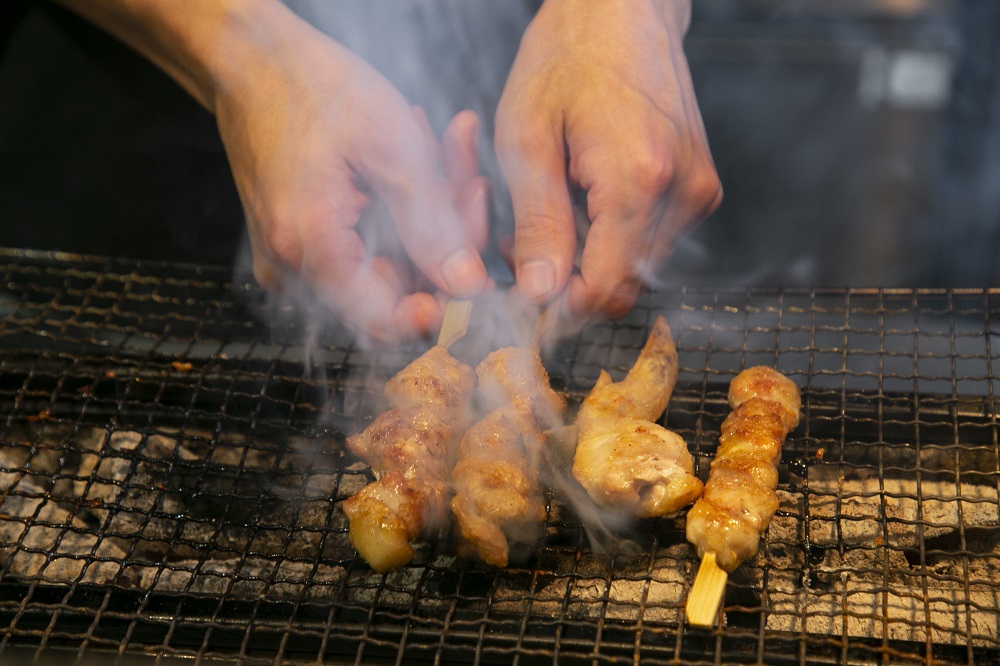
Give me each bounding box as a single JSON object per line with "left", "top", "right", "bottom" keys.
{"left": 192, "top": 0, "right": 323, "bottom": 114}
{"left": 534, "top": 0, "right": 691, "bottom": 38}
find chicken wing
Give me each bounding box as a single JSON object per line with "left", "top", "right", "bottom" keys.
{"left": 572, "top": 317, "right": 702, "bottom": 517}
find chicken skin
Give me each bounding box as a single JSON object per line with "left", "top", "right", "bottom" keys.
{"left": 685, "top": 366, "right": 801, "bottom": 572}
{"left": 572, "top": 316, "right": 702, "bottom": 517}
{"left": 342, "top": 345, "right": 474, "bottom": 573}
{"left": 449, "top": 347, "right": 565, "bottom": 566}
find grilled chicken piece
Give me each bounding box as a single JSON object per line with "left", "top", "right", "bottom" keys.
{"left": 685, "top": 366, "right": 801, "bottom": 572}
{"left": 383, "top": 345, "right": 474, "bottom": 412}
{"left": 475, "top": 347, "right": 566, "bottom": 431}
{"left": 572, "top": 316, "right": 702, "bottom": 517}
{"left": 342, "top": 345, "right": 474, "bottom": 573}
{"left": 449, "top": 347, "right": 565, "bottom": 566}
{"left": 450, "top": 398, "right": 546, "bottom": 566}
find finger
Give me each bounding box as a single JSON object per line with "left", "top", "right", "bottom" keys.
{"left": 566, "top": 128, "right": 708, "bottom": 318}
{"left": 248, "top": 245, "right": 286, "bottom": 293}
{"left": 562, "top": 140, "right": 663, "bottom": 318}
{"left": 244, "top": 213, "right": 290, "bottom": 292}
{"left": 442, "top": 110, "right": 481, "bottom": 193}
{"left": 566, "top": 238, "right": 646, "bottom": 321}
{"left": 354, "top": 109, "right": 488, "bottom": 300}
{"left": 362, "top": 254, "right": 435, "bottom": 342}
{"left": 454, "top": 175, "right": 490, "bottom": 252}
{"left": 410, "top": 105, "right": 442, "bottom": 169}
{"left": 442, "top": 111, "right": 490, "bottom": 252}
{"left": 292, "top": 221, "right": 411, "bottom": 343}
{"left": 566, "top": 260, "right": 643, "bottom": 319}
{"left": 393, "top": 292, "right": 443, "bottom": 339}
{"left": 495, "top": 118, "right": 576, "bottom": 304}
{"left": 404, "top": 108, "right": 490, "bottom": 261}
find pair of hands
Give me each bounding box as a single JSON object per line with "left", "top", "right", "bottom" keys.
{"left": 62, "top": 0, "right": 722, "bottom": 344}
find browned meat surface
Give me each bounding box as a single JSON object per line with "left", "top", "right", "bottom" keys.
{"left": 685, "top": 366, "right": 801, "bottom": 572}
{"left": 450, "top": 399, "right": 546, "bottom": 566}
{"left": 572, "top": 317, "right": 702, "bottom": 517}
{"left": 383, "top": 344, "right": 474, "bottom": 412}
{"left": 475, "top": 346, "right": 566, "bottom": 430}
{"left": 342, "top": 345, "right": 474, "bottom": 573}
{"left": 449, "top": 347, "right": 565, "bottom": 566}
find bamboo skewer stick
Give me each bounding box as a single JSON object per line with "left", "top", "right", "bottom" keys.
{"left": 530, "top": 303, "right": 557, "bottom": 354}
{"left": 437, "top": 299, "right": 473, "bottom": 348}
{"left": 685, "top": 551, "right": 727, "bottom": 628}
{"left": 684, "top": 367, "right": 800, "bottom": 628}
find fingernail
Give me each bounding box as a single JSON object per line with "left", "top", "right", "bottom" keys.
{"left": 442, "top": 248, "right": 485, "bottom": 297}
{"left": 520, "top": 259, "right": 556, "bottom": 301}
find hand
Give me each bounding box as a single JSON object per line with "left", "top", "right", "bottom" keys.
{"left": 495, "top": 0, "right": 722, "bottom": 319}
{"left": 54, "top": 0, "right": 489, "bottom": 344}
{"left": 214, "top": 21, "right": 489, "bottom": 343}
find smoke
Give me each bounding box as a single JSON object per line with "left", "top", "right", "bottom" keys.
{"left": 281, "top": 0, "right": 533, "bottom": 264}
{"left": 231, "top": 1, "right": 544, "bottom": 415}
{"left": 228, "top": 1, "right": 552, "bottom": 355}
{"left": 237, "top": 1, "right": 1000, "bottom": 570}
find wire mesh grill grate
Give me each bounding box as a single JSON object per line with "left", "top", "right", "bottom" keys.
{"left": 0, "top": 248, "right": 998, "bottom": 665}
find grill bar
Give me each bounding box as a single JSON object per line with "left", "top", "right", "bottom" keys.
{"left": 1, "top": 248, "right": 999, "bottom": 664}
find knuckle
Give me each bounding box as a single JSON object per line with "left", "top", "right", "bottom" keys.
{"left": 251, "top": 262, "right": 280, "bottom": 291}
{"left": 628, "top": 149, "right": 676, "bottom": 196}
{"left": 683, "top": 156, "right": 724, "bottom": 216}
{"left": 516, "top": 208, "right": 565, "bottom": 247}
{"left": 255, "top": 200, "right": 338, "bottom": 274}
{"left": 257, "top": 221, "right": 303, "bottom": 271}
{"left": 495, "top": 116, "right": 548, "bottom": 164}
{"left": 518, "top": 206, "right": 561, "bottom": 231}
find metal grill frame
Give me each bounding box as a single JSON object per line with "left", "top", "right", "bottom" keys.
{"left": 0, "top": 248, "right": 998, "bottom": 665}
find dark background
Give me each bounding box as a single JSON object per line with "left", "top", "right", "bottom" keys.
{"left": 1, "top": 0, "right": 997, "bottom": 286}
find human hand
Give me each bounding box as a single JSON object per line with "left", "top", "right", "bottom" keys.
{"left": 495, "top": 0, "right": 722, "bottom": 319}
{"left": 51, "top": 0, "right": 490, "bottom": 343}
{"left": 214, "top": 21, "right": 489, "bottom": 343}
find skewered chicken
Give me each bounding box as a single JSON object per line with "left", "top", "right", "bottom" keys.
{"left": 572, "top": 316, "right": 702, "bottom": 517}
{"left": 342, "top": 345, "right": 474, "bottom": 573}
{"left": 685, "top": 366, "right": 801, "bottom": 572}
{"left": 450, "top": 347, "right": 566, "bottom": 566}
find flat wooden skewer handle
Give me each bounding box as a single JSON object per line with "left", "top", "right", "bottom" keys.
{"left": 685, "top": 551, "right": 728, "bottom": 628}
{"left": 438, "top": 299, "right": 473, "bottom": 348}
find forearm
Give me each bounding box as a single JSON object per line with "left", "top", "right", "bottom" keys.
{"left": 52, "top": 0, "right": 309, "bottom": 113}
{"left": 534, "top": 0, "right": 691, "bottom": 35}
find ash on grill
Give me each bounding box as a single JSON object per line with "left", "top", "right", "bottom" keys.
{"left": 3, "top": 252, "right": 1000, "bottom": 664}
{"left": 2, "top": 421, "right": 999, "bottom": 648}
{"left": 758, "top": 468, "right": 1000, "bottom": 648}
{"left": 0, "top": 424, "right": 363, "bottom": 601}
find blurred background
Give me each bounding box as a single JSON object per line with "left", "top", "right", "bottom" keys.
{"left": 0, "top": 0, "right": 997, "bottom": 287}
{"left": 677, "top": 0, "right": 1000, "bottom": 288}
